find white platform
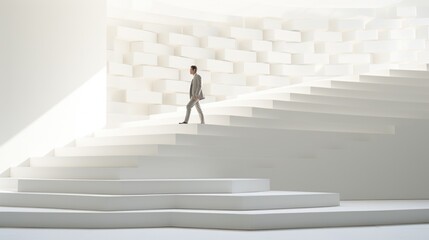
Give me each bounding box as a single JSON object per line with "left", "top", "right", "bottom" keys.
{"left": 0, "top": 201, "right": 428, "bottom": 229}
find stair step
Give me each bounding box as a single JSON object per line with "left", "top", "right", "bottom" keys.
{"left": 360, "top": 75, "right": 429, "bottom": 86}
{"left": 0, "top": 178, "right": 270, "bottom": 194}
{"left": 0, "top": 200, "right": 428, "bottom": 229}
{"left": 0, "top": 190, "right": 339, "bottom": 211}
{"left": 306, "top": 86, "right": 429, "bottom": 103}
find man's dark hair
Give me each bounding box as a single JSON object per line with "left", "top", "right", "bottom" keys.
{"left": 191, "top": 65, "right": 197, "bottom": 72}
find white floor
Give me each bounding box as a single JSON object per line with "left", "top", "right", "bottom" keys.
{"left": 1, "top": 224, "right": 429, "bottom": 240}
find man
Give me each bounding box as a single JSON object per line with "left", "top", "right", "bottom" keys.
{"left": 179, "top": 65, "right": 205, "bottom": 124}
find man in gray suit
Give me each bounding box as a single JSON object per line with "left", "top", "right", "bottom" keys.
{"left": 179, "top": 65, "right": 205, "bottom": 124}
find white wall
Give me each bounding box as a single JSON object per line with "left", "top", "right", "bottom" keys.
{"left": 0, "top": 0, "right": 107, "bottom": 174}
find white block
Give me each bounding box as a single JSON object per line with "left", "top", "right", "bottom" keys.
{"left": 204, "top": 83, "right": 256, "bottom": 96}
{"left": 113, "top": 39, "right": 130, "bottom": 53}
{"left": 108, "top": 101, "right": 148, "bottom": 115}
{"left": 273, "top": 42, "right": 314, "bottom": 53}
{"left": 316, "top": 42, "right": 353, "bottom": 54}
{"left": 107, "top": 76, "right": 151, "bottom": 91}
{"left": 240, "top": 40, "right": 272, "bottom": 52}
{"left": 107, "top": 50, "right": 123, "bottom": 63}
{"left": 258, "top": 52, "right": 291, "bottom": 64}
{"left": 402, "top": 18, "right": 429, "bottom": 27}
{"left": 131, "top": 42, "right": 174, "bottom": 55}
{"left": 330, "top": 19, "right": 364, "bottom": 31}
{"left": 378, "top": 28, "right": 416, "bottom": 40}
{"left": 159, "top": 33, "right": 199, "bottom": 47}
{"left": 124, "top": 52, "right": 157, "bottom": 66}
{"left": 365, "top": 19, "right": 402, "bottom": 30}
{"left": 116, "top": 26, "right": 157, "bottom": 42}
{"left": 292, "top": 54, "right": 329, "bottom": 64}
{"left": 343, "top": 30, "right": 378, "bottom": 41}
{"left": 418, "top": 49, "right": 429, "bottom": 62}
{"left": 245, "top": 18, "right": 282, "bottom": 30}
{"left": 163, "top": 93, "right": 190, "bottom": 105}
{"left": 323, "top": 64, "right": 353, "bottom": 75}
{"left": 197, "top": 59, "right": 233, "bottom": 73}
{"left": 223, "top": 26, "right": 263, "bottom": 40}
{"left": 141, "top": 22, "right": 181, "bottom": 34}
{"left": 183, "top": 25, "right": 219, "bottom": 37}
{"left": 247, "top": 75, "right": 291, "bottom": 87}
{"left": 400, "top": 39, "right": 426, "bottom": 50}
{"left": 395, "top": 6, "right": 417, "bottom": 17}
{"left": 211, "top": 73, "right": 246, "bottom": 86}
{"left": 159, "top": 56, "right": 195, "bottom": 69}
{"left": 264, "top": 29, "right": 301, "bottom": 42}
{"left": 355, "top": 40, "right": 400, "bottom": 53}
{"left": 201, "top": 36, "right": 236, "bottom": 49}
{"left": 331, "top": 54, "right": 371, "bottom": 64}
{"left": 152, "top": 79, "right": 189, "bottom": 93}
{"left": 126, "top": 90, "right": 163, "bottom": 104}
{"left": 270, "top": 64, "right": 317, "bottom": 75}
{"left": 372, "top": 51, "right": 418, "bottom": 63}
{"left": 149, "top": 104, "right": 178, "bottom": 114}
{"left": 107, "top": 88, "right": 125, "bottom": 101}
{"left": 416, "top": 26, "right": 429, "bottom": 39}
{"left": 234, "top": 62, "right": 270, "bottom": 75}
{"left": 302, "top": 31, "right": 342, "bottom": 42}
{"left": 134, "top": 66, "right": 179, "bottom": 79}
{"left": 109, "top": 62, "right": 132, "bottom": 77}
{"left": 175, "top": 46, "right": 215, "bottom": 59}
{"left": 353, "top": 64, "right": 370, "bottom": 75}
{"left": 217, "top": 49, "right": 257, "bottom": 62}
{"left": 284, "top": 19, "right": 329, "bottom": 31}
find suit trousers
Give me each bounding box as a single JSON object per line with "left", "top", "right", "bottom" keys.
{"left": 184, "top": 98, "right": 205, "bottom": 124}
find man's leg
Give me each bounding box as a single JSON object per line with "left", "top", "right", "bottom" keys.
{"left": 195, "top": 101, "right": 205, "bottom": 124}
{"left": 183, "top": 98, "right": 197, "bottom": 123}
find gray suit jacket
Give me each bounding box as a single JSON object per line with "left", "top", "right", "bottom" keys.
{"left": 189, "top": 74, "right": 205, "bottom": 100}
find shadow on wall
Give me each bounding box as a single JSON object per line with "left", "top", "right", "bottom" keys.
{"left": 0, "top": 0, "right": 107, "bottom": 174}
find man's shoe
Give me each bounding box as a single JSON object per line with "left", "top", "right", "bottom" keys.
{"left": 179, "top": 121, "right": 188, "bottom": 124}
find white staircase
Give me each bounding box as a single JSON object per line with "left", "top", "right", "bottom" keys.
{"left": 1, "top": 67, "right": 429, "bottom": 229}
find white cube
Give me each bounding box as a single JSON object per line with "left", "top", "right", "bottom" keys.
{"left": 274, "top": 42, "right": 315, "bottom": 53}
{"left": 126, "top": 90, "right": 163, "bottom": 104}
{"left": 211, "top": 73, "right": 246, "bottom": 85}
{"left": 175, "top": 46, "right": 216, "bottom": 59}
{"left": 284, "top": 19, "right": 330, "bottom": 31}
{"left": 264, "top": 29, "right": 301, "bottom": 42}
{"left": 183, "top": 25, "right": 219, "bottom": 37}
{"left": 124, "top": 52, "right": 157, "bottom": 66}
{"left": 343, "top": 30, "right": 378, "bottom": 41}
{"left": 197, "top": 59, "right": 234, "bottom": 73}
{"left": 159, "top": 32, "right": 199, "bottom": 47}
{"left": 234, "top": 62, "right": 270, "bottom": 75}
{"left": 116, "top": 26, "right": 157, "bottom": 42}
{"left": 134, "top": 66, "right": 179, "bottom": 79}
{"left": 240, "top": 40, "right": 272, "bottom": 52}
{"left": 224, "top": 26, "right": 263, "bottom": 40}
{"left": 201, "top": 36, "right": 236, "bottom": 49}
{"left": 331, "top": 54, "right": 371, "bottom": 64}
{"left": 159, "top": 56, "right": 195, "bottom": 69}
{"left": 316, "top": 42, "right": 353, "bottom": 54}
{"left": 217, "top": 49, "right": 257, "bottom": 62}
{"left": 258, "top": 51, "right": 292, "bottom": 64}
{"left": 292, "top": 54, "right": 330, "bottom": 64}
{"left": 330, "top": 19, "right": 364, "bottom": 31}
{"left": 302, "top": 31, "right": 342, "bottom": 42}
{"left": 323, "top": 64, "right": 353, "bottom": 75}
{"left": 131, "top": 42, "right": 174, "bottom": 56}
{"left": 270, "top": 64, "right": 317, "bottom": 76}
{"left": 109, "top": 62, "right": 132, "bottom": 77}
